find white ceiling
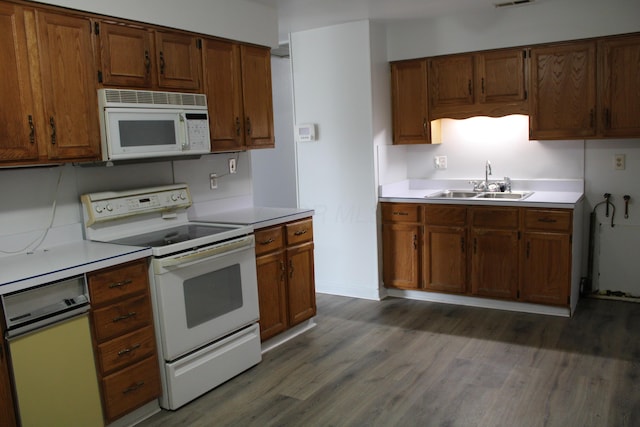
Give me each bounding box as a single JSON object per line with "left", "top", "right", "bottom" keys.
{"left": 247, "top": 0, "right": 539, "bottom": 43}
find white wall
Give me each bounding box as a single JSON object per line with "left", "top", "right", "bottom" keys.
{"left": 36, "top": 0, "right": 278, "bottom": 47}
{"left": 251, "top": 56, "right": 298, "bottom": 208}
{"left": 290, "top": 21, "right": 380, "bottom": 300}
{"left": 386, "top": 0, "right": 640, "bottom": 60}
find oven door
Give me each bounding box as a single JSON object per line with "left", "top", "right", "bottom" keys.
{"left": 151, "top": 235, "right": 258, "bottom": 361}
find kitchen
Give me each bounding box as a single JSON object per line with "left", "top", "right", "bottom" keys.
{"left": 1, "top": 0, "right": 639, "bottom": 425}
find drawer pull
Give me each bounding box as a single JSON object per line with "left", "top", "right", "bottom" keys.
{"left": 122, "top": 381, "right": 145, "bottom": 394}
{"left": 117, "top": 343, "right": 141, "bottom": 357}
{"left": 393, "top": 212, "right": 409, "bottom": 216}
{"left": 537, "top": 217, "right": 557, "bottom": 223}
{"left": 113, "top": 312, "right": 137, "bottom": 323}
{"left": 294, "top": 229, "right": 308, "bottom": 236}
{"left": 109, "top": 279, "right": 133, "bottom": 289}
{"left": 260, "top": 237, "right": 275, "bottom": 245}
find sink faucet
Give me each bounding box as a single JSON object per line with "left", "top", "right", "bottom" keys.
{"left": 470, "top": 160, "right": 493, "bottom": 192}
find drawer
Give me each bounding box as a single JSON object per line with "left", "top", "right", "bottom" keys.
{"left": 286, "top": 218, "right": 313, "bottom": 245}
{"left": 97, "top": 326, "right": 156, "bottom": 375}
{"left": 381, "top": 203, "right": 420, "bottom": 223}
{"left": 88, "top": 259, "right": 149, "bottom": 306}
{"left": 424, "top": 204, "right": 466, "bottom": 226}
{"left": 470, "top": 206, "right": 519, "bottom": 229}
{"left": 524, "top": 209, "right": 572, "bottom": 232}
{"left": 102, "top": 355, "right": 161, "bottom": 422}
{"left": 92, "top": 294, "right": 153, "bottom": 343}
{"left": 254, "top": 225, "right": 284, "bottom": 256}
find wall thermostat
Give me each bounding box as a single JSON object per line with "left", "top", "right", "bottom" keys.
{"left": 296, "top": 123, "right": 316, "bottom": 142}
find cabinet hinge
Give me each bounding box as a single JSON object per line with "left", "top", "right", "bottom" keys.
{"left": 523, "top": 49, "right": 527, "bottom": 59}
{"left": 196, "top": 38, "right": 202, "bottom": 49}
{"left": 517, "top": 290, "right": 520, "bottom": 299}
{"left": 524, "top": 90, "right": 528, "bottom": 100}
{"left": 570, "top": 234, "right": 573, "bottom": 244}
{"left": 567, "top": 296, "right": 570, "bottom": 304}
{"left": 94, "top": 22, "right": 100, "bottom": 35}
{"left": 97, "top": 70, "right": 103, "bottom": 83}
{"left": 518, "top": 231, "right": 521, "bottom": 240}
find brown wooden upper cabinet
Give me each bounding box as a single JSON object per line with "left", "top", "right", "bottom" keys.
{"left": 529, "top": 41, "right": 597, "bottom": 139}
{"left": 598, "top": 33, "right": 640, "bottom": 138}
{"left": 390, "top": 59, "right": 433, "bottom": 144}
{"left": 428, "top": 49, "right": 528, "bottom": 120}
{"left": 202, "top": 39, "right": 274, "bottom": 151}
{"left": 0, "top": 4, "right": 101, "bottom": 166}
{"left": 97, "top": 21, "right": 202, "bottom": 91}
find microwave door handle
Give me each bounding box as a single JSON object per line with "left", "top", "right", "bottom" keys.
{"left": 179, "top": 113, "right": 188, "bottom": 151}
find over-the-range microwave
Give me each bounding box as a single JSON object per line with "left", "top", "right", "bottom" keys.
{"left": 98, "top": 88, "right": 211, "bottom": 161}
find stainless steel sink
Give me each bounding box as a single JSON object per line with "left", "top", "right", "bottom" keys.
{"left": 477, "top": 191, "right": 533, "bottom": 200}
{"left": 426, "top": 190, "right": 533, "bottom": 200}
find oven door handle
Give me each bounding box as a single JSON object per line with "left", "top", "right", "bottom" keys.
{"left": 155, "top": 236, "right": 254, "bottom": 270}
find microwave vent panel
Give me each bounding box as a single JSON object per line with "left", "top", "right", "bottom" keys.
{"left": 100, "top": 89, "right": 207, "bottom": 108}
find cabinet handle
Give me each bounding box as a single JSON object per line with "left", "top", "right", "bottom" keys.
{"left": 109, "top": 279, "right": 133, "bottom": 289}
{"left": 122, "top": 381, "right": 145, "bottom": 394}
{"left": 159, "top": 51, "right": 165, "bottom": 75}
{"left": 260, "top": 237, "right": 275, "bottom": 245}
{"left": 294, "top": 229, "right": 307, "bottom": 236}
{"left": 605, "top": 108, "right": 611, "bottom": 129}
{"left": 481, "top": 77, "right": 485, "bottom": 94}
{"left": 461, "top": 236, "right": 465, "bottom": 253}
{"left": 526, "top": 241, "right": 530, "bottom": 258}
{"left": 235, "top": 117, "right": 241, "bottom": 136}
{"left": 289, "top": 259, "right": 294, "bottom": 278}
{"left": 413, "top": 234, "right": 417, "bottom": 250}
{"left": 246, "top": 117, "right": 252, "bottom": 136}
{"left": 28, "top": 115, "right": 35, "bottom": 144}
{"left": 117, "top": 343, "right": 141, "bottom": 356}
{"left": 113, "top": 312, "right": 137, "bottom": 323}
{"left": 468, "top": 79, "right": 472, "bottom": 96}
{"left": 423, "top": 118, "right": 427, "bottom": 135}
{"left": 280, "top": 260, "right": 285, "bottom": 282}
{"left": 473, "top": 237, "right": 477, "bottom": 254}
{"left": 49, "top": 116, "right": 56, "bottom": 145}
{"left": 589, "top": 109, "right": 595, "bottom": 128}
{"left": 392, "top": 211, "right": 409, "bottom": 216}
{"left": 144, "top": 50, "right": 151, "bottom": 74}
{"left": 537, "top": 217, "right": 557, "bottom": 223}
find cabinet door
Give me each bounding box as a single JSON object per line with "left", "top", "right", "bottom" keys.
{"left": 155, "top": 31, "right": 201, "bottom": 90}
{"left": 382, "top": 222, "right": 421, "bottom": 289}
{"left": 202, "top": 39, "right": 245, "bottom": 151}
{"left": 240, "top": 45, "right": 274, "bottom": 148}
{"left": 599, "top": 35, "right": 640, "bottom": 137}
{"left": 98, "top": 22, "right": 153, "bottom": 88}
{"left": 0, "top": 3, "right": 38, "bottom": 163}
{"left": 521, "top": 232, "right": 571, "bottom": 305}
{"left": 391, "top": 60, "right": 431, "bottom": 144}
{"left": 429, "top": 55, "right": 474, "bottom": 110}
{"left": 424, "top": 225, "right": 466, "bottom": 293}
{"left": 256, "top": 251, "right": 288, "bottom": 341}
{"left": 36, "top": 11, "right": 101, "bottom": 160}
{"left": 529, "top": 42, "right": 596, "bottom": 139}
{"left": 470, "top": 229, "right": 519, "bottom": 299}
{"left": 477, "top": 49, "right": 527, "bottom": 104}
{"left": 286, "top": 242, "right": 316, "bottom": 326}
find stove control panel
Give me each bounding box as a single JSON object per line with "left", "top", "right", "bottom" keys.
{"left": 81, "top": 184, "right": 192, "bottom": 226}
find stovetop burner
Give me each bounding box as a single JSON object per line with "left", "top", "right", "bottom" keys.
{"left": 109, "top": 224, "right": 240, "bottom": 248}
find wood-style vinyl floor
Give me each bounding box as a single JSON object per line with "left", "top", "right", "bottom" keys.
{"left": 138, "top": 294, "right": 640, "bottom": 427}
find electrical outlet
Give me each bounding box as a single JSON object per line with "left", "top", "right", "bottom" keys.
{"left": 229, "top": 158, "right": 237, "bottom": 174}
{"left": 614, "top": 154, "right": 625, "bottom": 170}
{"left": 209, "top": 173, "right": 217, "bottom": 189}
{"left": 434, "top": 155, "right": 447, "bottom": 169}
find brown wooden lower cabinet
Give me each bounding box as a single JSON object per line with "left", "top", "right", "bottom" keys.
{"left": 87, "top": 258, "right": 162, "bottom": 424}
{"left": 255, "top": 217, "right": 316, "bottom": 342}
{"left": 381, "top": 202, "right": 573, "bottom": 307}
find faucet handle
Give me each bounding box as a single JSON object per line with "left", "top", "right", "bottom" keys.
{"left": 504, "top": 176, "right": 512, "bottom": 192}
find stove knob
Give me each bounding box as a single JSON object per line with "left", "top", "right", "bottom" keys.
{"left": 179, "top": 191, "right": 186, "bottom": 200}
{"left": 171, "top": 193, "right": 178, "bottom": 201}
{"left": 106, "top": 204, "right": 113, "bottom": 212}
{"left": 95, "top": 205, "right": 103, "bottom": 213}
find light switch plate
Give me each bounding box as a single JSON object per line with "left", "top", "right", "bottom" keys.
{"left": 434, "top": 155, "right": 447, "bottom": 169}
